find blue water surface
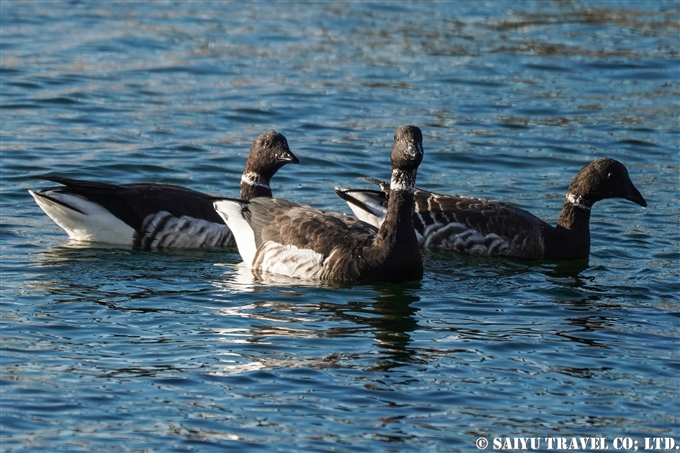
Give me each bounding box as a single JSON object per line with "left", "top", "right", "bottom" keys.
{"left": 1, "top": 1, "right": 678, "bottom": 452}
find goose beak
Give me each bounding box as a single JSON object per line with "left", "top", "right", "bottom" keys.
{"left": 626, "top": 184, "right": 647, "bottom": 208}
{"left": 279, "top": 149, "right": 300, "bottom": 164}
{"left": 406, "top": 143, "right": 423, "bottom": 158}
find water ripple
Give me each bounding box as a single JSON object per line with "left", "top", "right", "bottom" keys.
{"left": 2, "top": 1, "right": 678, "bottom": 452}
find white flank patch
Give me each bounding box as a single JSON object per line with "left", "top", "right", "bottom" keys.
{"left": 213, "top": 200, "right": 257, "bottom": 265}
{"left": 337, "top": 189, "right": 386, "bottom": 228}
{"left": 141, "top": 213, "right": 231, "bottom": 248}
{"left": 256, "top": 241, "right": 325, "bottom": 280}
{"left": 422, "top": 222, "right": 508, "bottom": 256}
{"left": 29, "top": 190, "right": 134, "bottom": 244}
{"left": 241, "top": 172, "right": 270, "bottom": 189}
{"left": 347, "top": 203, "right": 384, "bottom": 228}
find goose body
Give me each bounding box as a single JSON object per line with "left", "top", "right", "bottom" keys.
{"left": 213, "top": 125, "right": 425, "bottom": 283}
{"left": 336, "top": 158, "right": 647, "bottom": 260}
{"left": 29, "top": 131, "right": 298, "bottom": 249}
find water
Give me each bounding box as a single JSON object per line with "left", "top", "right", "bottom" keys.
{"left": 1, "top": 1, "right": 678, "bottom": 452}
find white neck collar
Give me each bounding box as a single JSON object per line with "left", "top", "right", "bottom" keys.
{"left": 389, "top": 169, "right": 416, "bottom": 193}
{"left": 241, "top": 172, "right": 270, "bottom": 189}
{"left": 566, "top": 192, "right": 590, "bottom": 211}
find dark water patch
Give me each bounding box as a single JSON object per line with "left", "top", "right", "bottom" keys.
{"left": 31, "top": 75, "right": 95, "bottom": 87}
{"left": 584, "top": 60, "right": 673, "bottom": 71}
{"left": 57, "top": 115, "right": 99, "bottom": 125}
{"left": 5, "top": 80, "right": 43, "bottom": 90}
{"left": 523, "top": 62, "right": 575, "bottom": 73}
{"left": 514, "top": 107, "right": 561, "bottom": 117}
{"left": 609, "top": 70, "right": 677, "bottom": 81}
{"left": 615, "top": 138, "right": 661, "bottom": 148}
{"left": 37, "top": 96, "right": 81, "bottom": 105}
{"left": 439, "top": 77, "right": 505, "bottom": 88}
{"left": 170, "top": 144, "right": 209, "bottom": 153}
{"left": 298, "top": 122, "right": 335, "bottom": 132}
{"left": 0, "top": 66, "right": 22, "bottom": 75}
{"left": 0, "top": 103, "right": 40, "bottom": 110}
{"left": 139, "top": 64, "right": 233, "bottom": 76}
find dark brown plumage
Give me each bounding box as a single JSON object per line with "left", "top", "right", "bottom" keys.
{"left": 214, "top": 125, "right": 425, "bottom": 282}
{"left": 336, "top": 158, "right": 647, "bottom": 260}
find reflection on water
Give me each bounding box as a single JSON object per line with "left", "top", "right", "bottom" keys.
{"left": 347, "top": 284, "right": 422, "bottom": 370}
{"left": 209, "top": 271, "right": 423, "bottom": 373}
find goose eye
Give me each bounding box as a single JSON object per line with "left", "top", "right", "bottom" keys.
{"left": 607, "top": 172, "right": 613, "bottom": 179}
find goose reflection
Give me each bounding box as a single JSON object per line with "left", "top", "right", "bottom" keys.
{"left": 209, "top": 270, "right": 422, "bottom": 374}
{"left": 324, "top": 283, "right": 421, "bottom": 371}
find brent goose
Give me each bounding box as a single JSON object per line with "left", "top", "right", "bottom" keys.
{"left": 213, "top": 125, "right": 424, "bottom": 282}
{"left": 28, "top": 131, "right": 299, "bottom": 249}
{"left": 335, "top": 158, "right": 647, "bottom": 260}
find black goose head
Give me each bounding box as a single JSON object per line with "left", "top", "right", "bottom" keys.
{"left": 391, "top": 125, "right": 424, "bottom": 172}
{"left": 567, "top": 158, "right": 647, "bottom": 208}
{"left": 244, "top": 131, "right": 299, "bottom": 180}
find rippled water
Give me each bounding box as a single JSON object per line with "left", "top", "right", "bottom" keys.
{"left": 2, "top": 1, "right": 678, "bottom": 452}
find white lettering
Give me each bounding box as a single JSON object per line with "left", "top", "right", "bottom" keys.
{"left": 493, "top": 437, "right": 617, "bottom": 451}
{"left": 492, "top": 437, "right": 542, "bottom": 450}
{"left": 591, "top": 438, "right": 608, "bottom": 450}
{"left": 613, "top": 437, "right": 634, "bottom": 450}
{"left": 643, "top": 438, "right": 675, "bottom": 450}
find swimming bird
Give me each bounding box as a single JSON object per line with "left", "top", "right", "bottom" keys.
{"left": 335, "top": 158, "right": 647, "bottom": 260}
{"left": 28, "top": 131, "right": 299, "bottom": 249}
{"left": 213, "top": 125, "right": 425, "bottom": 282}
